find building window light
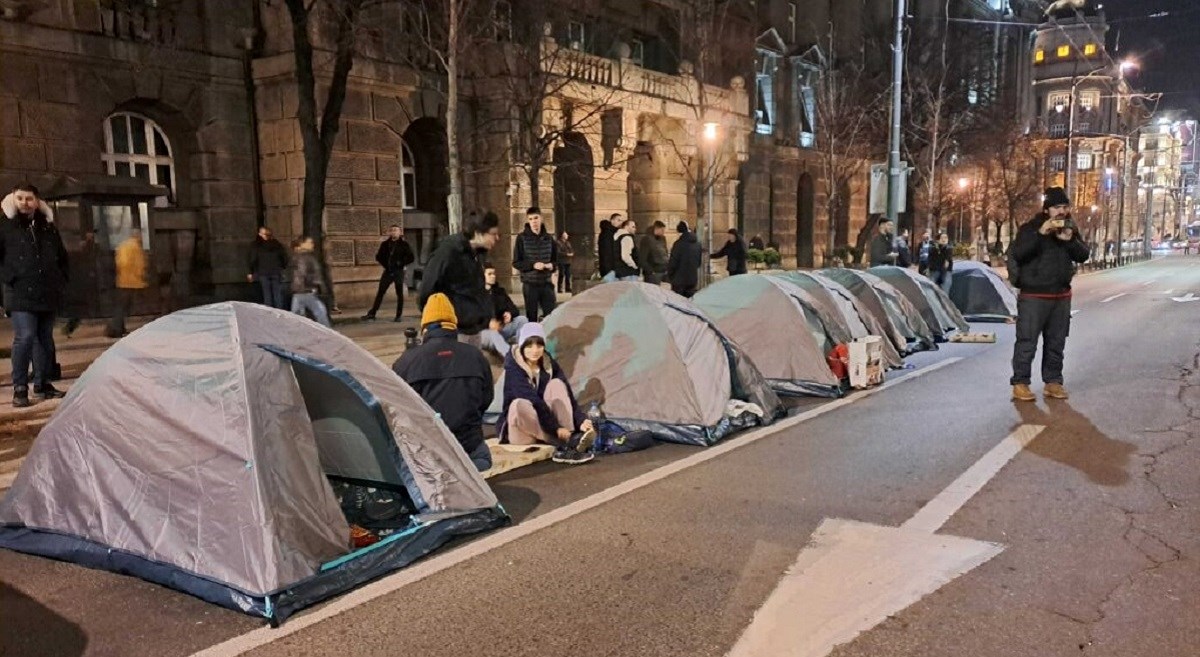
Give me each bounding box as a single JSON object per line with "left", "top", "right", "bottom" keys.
{"left": 1035, "top": 49, "right": 1045, "bottom": 63}
{"left": 1057, "top": 45, "right": 1070, "bottom": 58}
{"left": 1084, "top": 43, "right": 1097, "bottom": 56}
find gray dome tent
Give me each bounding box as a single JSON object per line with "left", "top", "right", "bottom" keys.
{"left": 771, "top": 271, "right": 905, "bottom": 369}
{"left": 694, "top": 274, "right": 843, "bottom": 398}
{"left": 820, "top": 268, "right": 937, "bottom": 353}
{"left": 949, "top": 260, "right": 1018, "bottom": 322}
{"left": 868, "top": 266, "right": 969, "bottom": 340}
{"left": 0, "top": 302, "right": 507, "bottom": 624}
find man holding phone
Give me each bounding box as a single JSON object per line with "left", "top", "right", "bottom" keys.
{"left": 1008, "top": 186, "right": 1090, "bottom": 402}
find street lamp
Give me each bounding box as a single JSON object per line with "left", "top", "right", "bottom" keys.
{"left": 956, "top": 177, "right": 970, "bottom": 245}
{"left": 702, "top": 121, "right": 720, "bottom": 285}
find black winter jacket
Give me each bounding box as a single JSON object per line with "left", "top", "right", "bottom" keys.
{"left": 290, "top": 251, "right": 324, "bottom": 294}
{"left": 868, "top": 233, "right": 897, "bottom": 267}
{"left": 418, "top": 234, "right": 493, "bottom": 335}
{"left": 394, "top": 327, "right": 494, "bottom": 455}
{"left": 1009, "top": 213, "right": 1091, "bottom": 294}
{"left": 487, "top": 284, "right": 521, "bottom": 321}
{"left": 927, "top": 243, "right": 953, "bottom": 273}
{"left": 0, "top": 209, "right": 68, "bottom": 313}
{"left": 597, "top": 221, "right": 618, "bottom": 276}
{"left": 375, "top": 237, "right": 415, "bottom": 273}
{"left": 668, "top": 231, "right": 702, "bottom": 294}
{"left": 712, "top": 237, "right": 748, "bottom": 275}
{"left": 249, "top": 237, "right": 289, "bottom": 276}
{"left": 638, "top": 232, "right": 669, "bottom": 278}
{"left": 512, "top": 224, "right": 557, "bottom": 286}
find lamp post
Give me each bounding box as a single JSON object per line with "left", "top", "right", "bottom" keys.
{"left": 702, "top": 121, "right": 719, "bottom": 286}
{"left": 956, "top": 176, "right": 970, "bottom": 245}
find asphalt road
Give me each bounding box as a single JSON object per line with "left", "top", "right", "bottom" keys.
{"left": 2, "top": 256, "right": 1198, "bottom": 657}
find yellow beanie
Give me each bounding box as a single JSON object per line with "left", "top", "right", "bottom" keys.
{"left": 421, "top": 293, "right": 458, "bottom": 330}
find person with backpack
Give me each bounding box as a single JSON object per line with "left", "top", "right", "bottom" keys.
{"left": 1008, "top": 187, "right": 1090, "bottom": 403}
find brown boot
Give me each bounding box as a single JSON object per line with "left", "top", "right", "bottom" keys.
{"left": 1044, "top": 383, "right": 1069, "bottom": 400}
{"left": 1012, "top": 384, "right": 1036, "bottom": 402}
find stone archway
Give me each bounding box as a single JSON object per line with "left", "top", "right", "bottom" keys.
{"left": 401, "top": 118, "right": 448, "bottom": 271}
{"left": 796, "top": 172, "right": 816, "bottom": 267}
{"left": 553, "top": 132, "right": 595, "bottom": 279}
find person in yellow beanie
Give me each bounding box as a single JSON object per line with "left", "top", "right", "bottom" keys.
{"left": 107, "top": 228, "right": 149, "bottom": 338}
{"left": 394, "top": 292, "right": 495, "bottom": 471}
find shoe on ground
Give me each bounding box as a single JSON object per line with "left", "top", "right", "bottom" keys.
{"left": 33, "top": 384, "right": 66, "bottom": 400}
{"left": 393, "top": 317, "right": 403, "bottom": 323}
{"left": 552, "top": 447, "right": 595, "bottom": 465}
{"left": 361, "top": 314, "right": 376, "bottom": 321}
{"left": 1044, "top": 383, "right": 1070, "bottom": 400}
{"left": 1011, "top": 384, "right": 1036, "bottom": 402}
{"left": 569, "top": 427, "right": 597, "bottom": 454}
{"left": 12, "top": 387, "right": 31, "bottom": 408}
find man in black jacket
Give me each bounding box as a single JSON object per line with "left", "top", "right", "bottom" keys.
{"left": 394, "top": 293, "right": 494, "bottom": 471}
{"left": 418, "top": 212, "right": 499, "bottom": 336}
{"left": 668, "top": 221, "right": 703, "bottom": 298}
{"left": 638, "top": 221, "right": 669, "bottom": 284}
{"left": 711, "top": 228, "right": 748, "bottom": 276}
{"left": 363, "top": 224, "right": 415, "bottom": 322}
{"left": 512, "top": 207, "right": 558, "bottom": 321}
{"left": 597, "top": 213, "right": 621, "bottom": 282}
{"left": 247, "top": 226, "right": 289, "bottom": 309}
{"left": 1009, "top": 187, "right": 1090, "bottom": 402}
{"left": 0, "top": 183, "right": 68, "bottom": 407}
{"left": 868, "top": 218, "right": 899, "bottom": 267}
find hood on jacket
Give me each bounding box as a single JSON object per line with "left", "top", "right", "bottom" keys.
{"left": 522, "top": 223, "right": 549, "bottom": 237}
{"left": 1, "top": 193, "right": 54, "bottom": 222}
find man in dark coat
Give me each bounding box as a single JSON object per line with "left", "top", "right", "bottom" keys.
{"left": 363, "top": 224, "right": 415, "bottom": 322}
{"left": 418, "top": 212, "right": 499, "bottom": 336}
{"left": 0, "top": 183, "right": 68, "bottom": 407}
{"left": 868, "top": 218, "right": 899, "bottom": 266}
{"left": 668, "top": 221, "right": 703, "bottom": 298}
{"left": 247, "top": 226, "right": 289, "bottom": 309}
{"left": 597, "top": 213, "right": 621, "bottom": 282}
{"left": 511, "top": 207, "right": 558, "bottom": 321}
{"left": 394, "top": 293, "right": 494, "bottom": 471}
{"left": 1009, "top": 186, "right": 1090, "bottom": 402}
{"left": 711, "top": 228, "right": 748, "bottom": 276}
{"left": 638, "top": 221, "right": 669, "bottom": 284}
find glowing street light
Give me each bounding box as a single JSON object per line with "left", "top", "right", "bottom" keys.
{"left": 702, "top": 122, "right": 719, "bottom": 142}
{"left": 957, "top": 177, "right": 970, "bottom": 190}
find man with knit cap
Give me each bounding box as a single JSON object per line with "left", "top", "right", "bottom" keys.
{"left": 393, "top": 292, "right": 495, "bottom": 471}
{"left": 1008, "top": 186, "right": 1090, "bottom": 402}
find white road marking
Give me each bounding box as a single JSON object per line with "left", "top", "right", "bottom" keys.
{"left": 1171, "top": 292, "right": 1199, "bottom": 303}
{"left": 1141, "top": 280, "right": 1157, "bottom": 286}
{"left": 1162, "top": 289, "right": 1175, "bottom": 295}
{"left": 1071, "top": 310, "right": 1081, "bottom": 317}
{"left": 191, "top": 357, "right": 966, "bottom": 657}
{"left": 728, "top": 425, "right": 1044, "bottom": 657}
{"left": 1101, "top": 293, "right": 1127, "bottom": 303}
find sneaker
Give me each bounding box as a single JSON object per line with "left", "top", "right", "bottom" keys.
{"left": 1011, "top": 384, "right": 1036, "bottom": 402}
{"left": 33, "top": 384, "right": 66, "bottom": 400}
{"left": 12, "top": 387, "right": 31, "bottom": 408}
{"left": 552, "top": 447, "right": 595, "bottom": 465}
{"left": 361, "top": 314, "right": 376, "bottom": 321}
{"left": 570, "top": 427, "right": 597, "bottom": 454}
{"left": 1044, "top": 383, "right": 1070, "bottom": 400}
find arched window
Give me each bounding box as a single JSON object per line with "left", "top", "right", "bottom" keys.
{"left": 102, "top": 112, "right": 176, "bottom": 207}
{"left": 401, "top": 141, "right": 416, "bottom": 210}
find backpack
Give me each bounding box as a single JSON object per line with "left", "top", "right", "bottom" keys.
{"left": 595, "top": 421, "right": 657, "bottom": 454}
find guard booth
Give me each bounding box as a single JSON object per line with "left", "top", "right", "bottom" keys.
{"left": 42, "top": 174, "right": 195, "bottom": 319}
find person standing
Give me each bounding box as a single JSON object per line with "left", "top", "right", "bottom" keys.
{"left": 613, "top": 218, "right": 640, "bottom": 282}
{"left": 419, "top": 211, "right": 499, "bottom": 336}
{"left": 868, "top": 218, "right": 899, "bottom": 267}
{"left": 107, "top": 228, "right": 148, "bottom": 338}
{"left": 290, "top": 236, "right": 332, "bottom": 327}
{"left": 748, "top": 234, "right": 765, "bottom": 251}
{"left": 1009, "top": 187, "right": 1090, "bottom": 402}
{"left": 638, "top": 221, "right": 669, "bottom": 284}
{"left": 394, "top": 293, "right": 495, "bottom": 472}
{"left": 63, "top": 230, "right": 98, "bottom": 338}
{"left": 711, "top": 228, "right": 748, "bottom": 276}
{"left": 896, "top": 229, "right": 913, "bottom": 268}
{"left": 916, "top": 230, "right": 934, "bottom": 275}
{"left": 0, "top": 183, "right": 68, "bottom": 407}
{"left": 512, "top": 207, "right": 558, "bottom": 321}
{"left": 555, "top": 230, "right": 574, "bottom": 294}
{"left": 668, "top": 220, "right": 703, "bottom": 298}
{"left": 247, "top": 226, "right": 289, "bottom": 309}
{"left": 926, "top": 233, "right": 954, "bottom": 293}
{"left": 597, "top": 213, "right": 622, "bottom": 282}
{"left": 363, "top": 224, "right": 415, "bottom": 322}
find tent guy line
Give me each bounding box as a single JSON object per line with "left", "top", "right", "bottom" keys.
{"left": 190, "top": 356, "right": 966, "bottom": 657}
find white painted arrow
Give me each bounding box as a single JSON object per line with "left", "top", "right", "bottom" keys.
{"left": 1171, "top": 292, "right": 1199, "bottom": 303}
{"left": 727, "top": 424, "right": 1045, "bottom": 657}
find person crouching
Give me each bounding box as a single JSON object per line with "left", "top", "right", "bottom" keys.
{"left": 496, "top": 323, "right": 597, "bottom": 464}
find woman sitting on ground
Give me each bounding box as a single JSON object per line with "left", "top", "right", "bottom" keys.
{"left": 496, "top": 323, "right": 597, "bottom": 465}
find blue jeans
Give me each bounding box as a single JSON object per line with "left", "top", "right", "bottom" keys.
{"left": 291, "top": 293, "right": 331, "bottom": 327}
{"left": 10, "top": 311, "right": 55, "bottom": 389}
{"left": 480, "top": 315, "right": 528, "bottom": 355}
{"left": 467, "top": 440, "right": 493, "bottom": 472}
{"left": 258, "top": 272, "right": 285, "bottom": 309}
{"left": 601, "top": 271, "right": 617, "bottom": 283}
{"left": 619, "top": 275, "right": 640, "bottom": 282}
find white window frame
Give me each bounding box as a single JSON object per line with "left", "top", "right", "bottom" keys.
{"left": 400, "top": 141, "right": 417, "bottom": 210}
{"left": 1077, "top": 152, "right": 1094, "bottom": 171}
{"left": 630, "top": 38, "right": 644, "bottom": 67}
{"left": 1049, "top": 154, "right": 1066, "bottom": 171}
{"left": 755, "top": 51, "right": 777, "bottom": 136}
{"left": 568, "top": 21, "right": 585, "bottom": 50}
{"left": 1048, "top": 122, "right": 1068, "bottom": 138}
{"left": 1079, "top": 89, "right": 1100, "bottom": 110}
{"left": 102, "top": 111, "right": 176, "bottom": 208}
{"left": 1047, "top": 91, "right": 1071, "bottom": 112}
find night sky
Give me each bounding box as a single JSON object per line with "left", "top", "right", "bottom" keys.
{"left": 1101, "top": 0, "right": 1200, "bottom": 113}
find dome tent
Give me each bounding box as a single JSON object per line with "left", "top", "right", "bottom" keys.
{"left": 949, "top": 260, "right": 1018, "bottom": 322}
{"left": 868, "top": 266, "right": 969, "bottom": 340}
{"left": 820, "top": 268, "right": 937, "bottom": 353}
{"left": 0, "top": 302, "right": 507, "bottom": 625}
{"left": 771, "top": 271, "right": 905, "bottom": 369}
{"left": 694, "top": 275, "right": 843, "bottom": 398}
{"left": 493, "top": 282, "right": 784, "bottom": 447}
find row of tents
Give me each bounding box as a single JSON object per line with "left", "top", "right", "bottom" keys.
{"left": 0, "top": 263, "right": 1016, "bottom": 626}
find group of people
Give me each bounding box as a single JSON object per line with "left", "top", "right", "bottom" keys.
{"left": 247, "top": 225, "right": 341, "bottom": 329}
{"left": 868, "top": 218, "right": 955, "bottom": 292}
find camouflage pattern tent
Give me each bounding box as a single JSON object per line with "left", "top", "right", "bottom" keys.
{"left": 868, "top": 266, "right": 970, "bottom": 340}
{"left": 497, "top": 282, "right": 783, "bottom": 446}
{"left": 821, "top": 268, "right": 937, "bottom": 353}
{"left": 694, "top": 275, "right": 843, "bottom": 397}
{"left": 771, "top": 271, "right": 905, "bottom": 369}
{"left": 949, "top": 261, "right": 1018, "bottom": 322}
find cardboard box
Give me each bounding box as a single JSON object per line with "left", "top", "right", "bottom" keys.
{"left": 848, "top": 336, "right": 884, "bottom": 389}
